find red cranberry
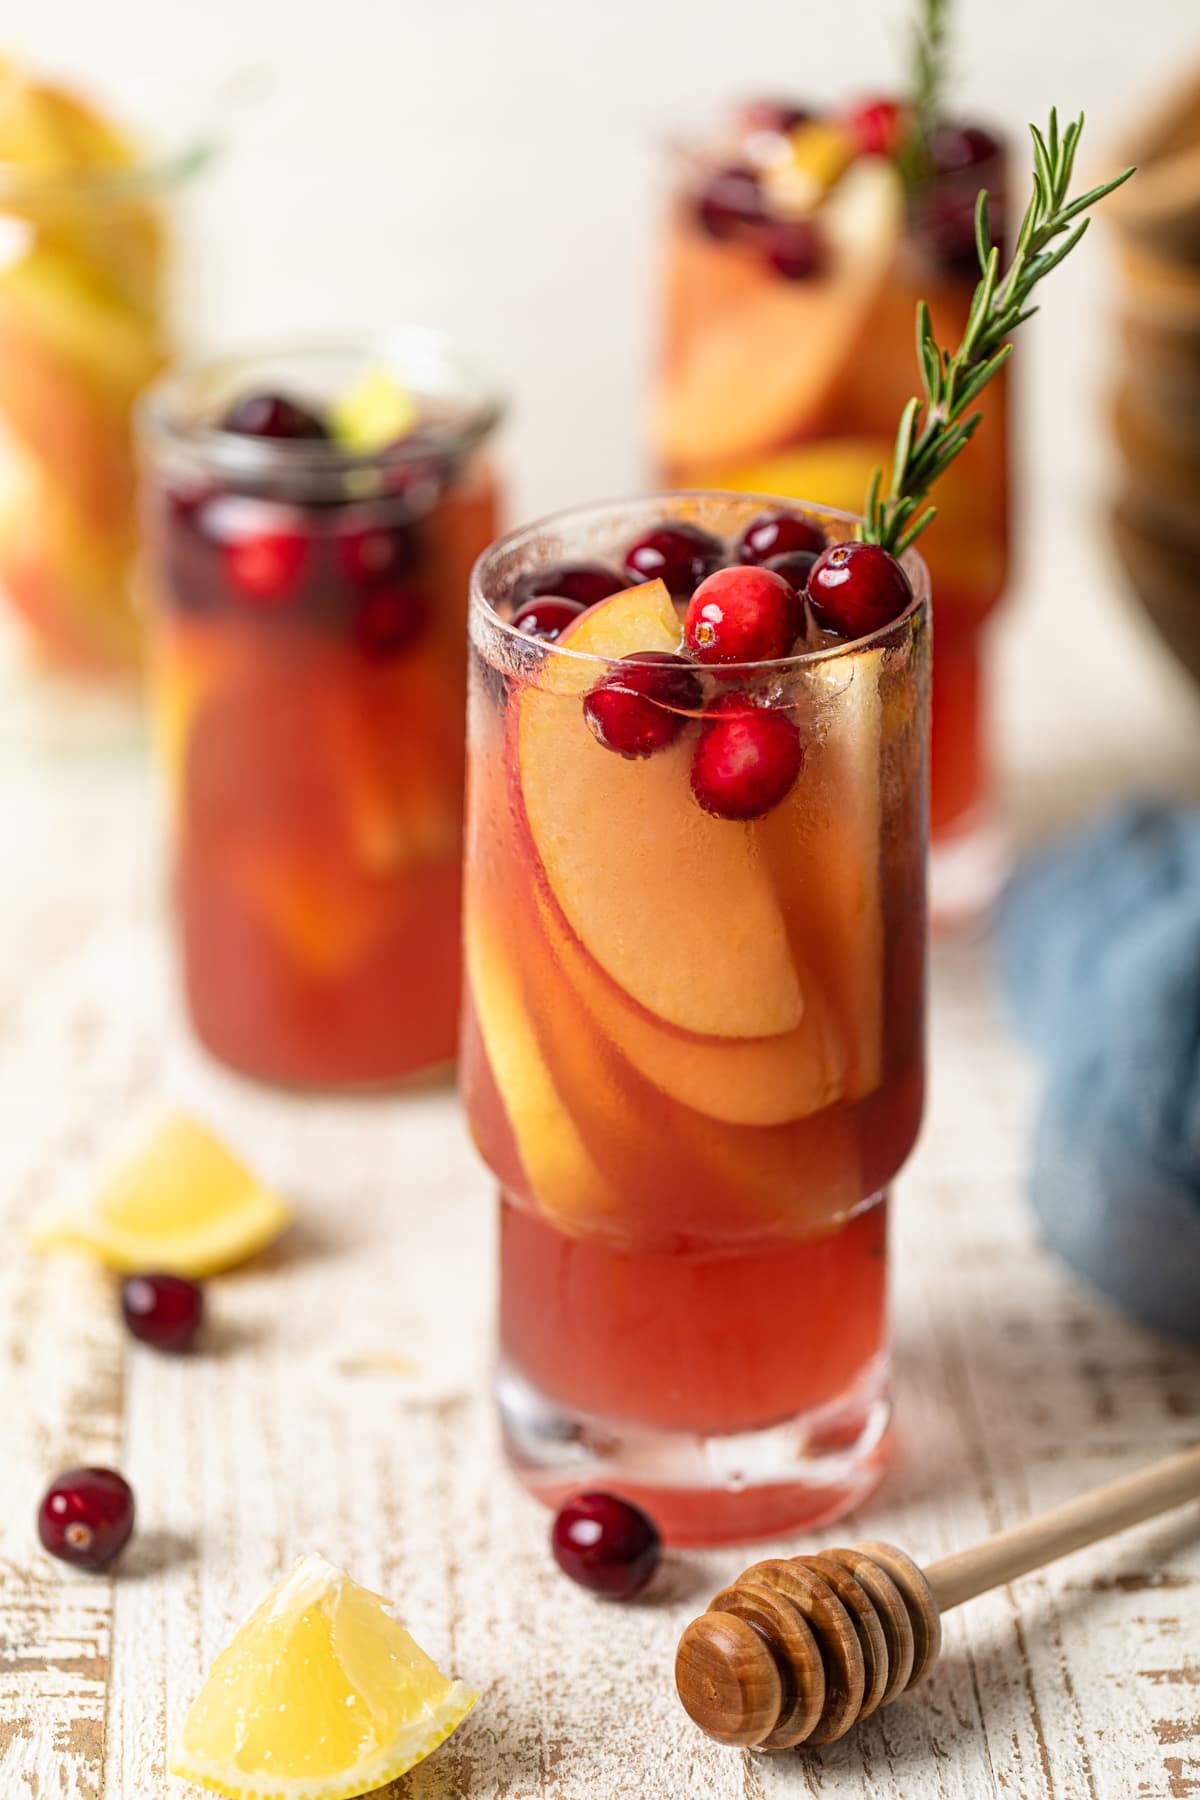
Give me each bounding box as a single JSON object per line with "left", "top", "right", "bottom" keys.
{"left": 354, "top": 585, "right": 429, "bottom": 658}
{"left": 807, "top": 540, "right": 913, "bottom": 637}
{"left": 221, "top": 392, "right": 329, "bottom": 441}
{"left": 512, "top": 596, "right": 586, "bottom": 641}
{"left": 121, "top": 1274, "right": 204, "bottom": 1352}
{"left": 38, "top": 1468, "right": 135, "bottom": 1571}
{"left": 738, "top": 98, "right": 811, "bottom": 135}
{"left": 844, "top": 97, "right": 906, "bottom": 157}
{"left": 764, "top": 549, "right": 820, "bottom": 593}
{"left": 696, "top": 164, "right": 764, "bottom": 240}
{"left": 763, "top": 218, "right": 826, "bottom": 281}
{"left": 337, "top": 522, "right": 415, "bottom": 587}
{"left": 690, "top": 693, "right": 803, "bottom": 820}
{"left": 737, "top": 510, "right": 825, "bottom": 566}
{"left": 551, "top": 1491, "right": 662, "bottom": 1600}
{"left": 623, "top": 522, "right": 724, "bottom": 599}
{"left": 685, "top": 565, "right": 799, "bottom": 669}
{"left": 929, "top": 123, "right": 1002, "bottom": 174}
{"left": 583, "top": 652, "right": 702, "bottom": 758}
{"left": 224, "top": 529, "right": 309, "bottom": 605}
{"left": 509, "top": 562, "right": 626, "bottom": 610}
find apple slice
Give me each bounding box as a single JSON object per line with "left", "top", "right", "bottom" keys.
{"left": 516, "top": 578, "right": 805, "bottom": 1039}
{"left": 757, "top": 646, "right": 886, "bottom": 1098}
{"left": 463, "top": 892, "right": 618, "bottom": 1232}
{"left": 654, "top": 158, "right": 904, "bottom": 474}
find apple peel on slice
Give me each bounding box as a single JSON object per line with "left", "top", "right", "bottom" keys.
{"left": 516, "top": 579, "right": 805, "bottom": 1040}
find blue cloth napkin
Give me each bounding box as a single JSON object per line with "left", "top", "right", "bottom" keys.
{"left": 998, "top": 802, "right": 1200, "bottom": 1342}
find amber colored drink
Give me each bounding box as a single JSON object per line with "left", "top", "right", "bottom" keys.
{"left": 463, "top": 493, "right": 929, "bottom": 1545}
{"left": 142, "top": 338, "right": 500, "bottom": 1087}
{"left": 654, "top": 113, "right": 1008, "bottom": 917}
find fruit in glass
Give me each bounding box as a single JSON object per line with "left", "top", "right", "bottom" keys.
{"left": 141, "top": 338, "right": 501, "bottom": 1086}
{"left": 462, "top": 493, "right": 929, "bottom": 1545}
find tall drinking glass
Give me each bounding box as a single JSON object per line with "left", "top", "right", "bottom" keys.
{"left": 463, "top": 492, "right": 929, "bottom": 1545}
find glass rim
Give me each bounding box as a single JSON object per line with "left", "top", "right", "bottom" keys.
{"left": 139, "top": 327, "right": 505, "bottom": 476}
{"left": 470, "top": 489, "right": 929, "bottom": 677}
{"left": 0, "top": 133, "right": 214, "bottom": 203}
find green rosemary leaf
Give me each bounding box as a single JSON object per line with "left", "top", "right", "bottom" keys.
{"left": 895, "top": 503, "right": 938, "bottom": 553}
{"left": 974, "top": 188, "right": 991, "bottom": 274}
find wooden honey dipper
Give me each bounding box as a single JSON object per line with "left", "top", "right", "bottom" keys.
{"left": 676, "top": 1444, "right": 1200, "bottom": 1750}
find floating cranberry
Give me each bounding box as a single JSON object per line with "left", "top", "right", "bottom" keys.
{"left": 685, "top": 565, "right": 799, "bottom": 669}
{"left": 337, "top": 522, "right": 415, "bottom": 587}
{"left": 512, "top": 596, "right": 586, "bottom": 641}
{"left": 764, "top": 549, "right": 820, "bottom": 594}
{"left": 551, "top": 1491, "right": 662, "bottom": 1600}
{"left": 583, "top": 652, "right": 702, "bottom": 758}
{"left": 691, "top": 693, "right": 803, "bottom": 820}
{"left": 807, "top": 540, "right": 913, "bottom": 638}
{"left": 696, "top": 164, "right": 764, "bottom": 239}
{"left": 508, "top": 562, "right": 626, "bottom": 611}
{"left": 929, "top": 122, "right": 1002, "bottom": 174}
{"left": 121, "top": 1274, "right": 204, "bottom": 1352}
{"left": 738, "top": 98, "right": 811, "bottom": 136}
{"left": 354, "top": 585, "right": 429, "bottom": 658}
{"left": 763, "top": 218, "right": 826, "bottom": 281}
{"left": 919, "top": 190, "right": 989, "bottom": 276}
{"left": 224, "top": 528, "right": 309, "bottom": 604}
{"left": 737, "top": 510, "right": 826, "bottom": 566}
{"left": 221, "top": 391, "right": 329, "bottom": 441}
{"left": 38, "top": 1468, "right": 135, "bottom": 1572}
{"left": 623, "top": 523, "right": 724, "bottom": 599}
{"left": 845, "top": 97, "right": 906, "bottom": 158}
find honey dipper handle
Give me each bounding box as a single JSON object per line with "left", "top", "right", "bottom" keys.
{"left": 924, "top": 1444, "right": 1200, "bottom": 1613}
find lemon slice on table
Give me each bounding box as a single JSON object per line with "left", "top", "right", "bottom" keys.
{"left": 170, "top": 1553, "right": 478, "bottom": 1800}
{"left": 28, "top": 1114, "right": 292, "bottom": 1277}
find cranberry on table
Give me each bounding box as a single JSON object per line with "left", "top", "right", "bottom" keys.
{"left": 583, "top": 652, "right": 702, "bottom": 758}
{"left": 38, "top": 1467, "right": 135, "bottom": 1572}
{"left": 121, "top": 1273, "right": 204, "bottom": 1352}
{"left": 685, "top": 565, "right": 799, "bottom": 670}
{"left": 691, "top": 693, "right": 804, "bottom": 820}
{"left": 807, "top": 540, "right": 913, "bottom": 638}
{"left": 354, "top": 585, "right": 430, "bottom": 658}
{"left": 508, "top": 562, "right": 626, "bottom": 611}
{"left": 737, "top": 510, "right": 826, "bottom": 566}
{"left": 622, "top": 522, "right": 724, "bottom": 599}
{"left": 512, "top": 595, "right": 586, "bottom": 642}
{"left": 221, "top": 391, "right": 329, "bottom": 441}
{"left": 763, "top": 218, "right": 826, "bottom": 281}
{"left": 696, "top": 164, "right": 764, "bottom": 239}
{"left": 844, "top": 96, "right": 907, "bottom": 158}
{"left": 551, "top": 1491, "right": 662, "bottom": 1599}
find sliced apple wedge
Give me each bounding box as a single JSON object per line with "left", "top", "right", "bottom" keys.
{"left": 757, "top": 646, "right": 885, "bottom": 1099}
{"left": 516, "top": 579, "right": 805, "bottom": 1040}
{"left": 654, "top": 158, "right": 905, "bottom": 474}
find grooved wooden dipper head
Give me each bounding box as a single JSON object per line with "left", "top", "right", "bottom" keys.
{"left": 676, "top": 1542, "right": 941, "bottom": 1750}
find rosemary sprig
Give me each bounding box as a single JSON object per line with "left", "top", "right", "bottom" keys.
{"left": 860, "top": 110, "right": 1134, "bottom": 557}
{"left": 900, "top": 0, "right": 951, "bottom": 189}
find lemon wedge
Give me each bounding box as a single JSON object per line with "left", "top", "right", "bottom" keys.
{"left": 170, "top": 1553, "right": 478, "bottom": 1800}
{"left": 330, "top": 365, "right": 419, "bottom": 453}
{"left": 28, "top": 1114, "right": 292, "bottom": 1276}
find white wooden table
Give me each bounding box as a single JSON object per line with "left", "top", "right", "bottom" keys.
{"left": 1, "top": 525, "right": 1198, "bottom": 1800}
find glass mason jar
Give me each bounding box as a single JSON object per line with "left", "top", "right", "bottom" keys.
{"left": 462, "top": 492, "right": 929, "bottom": 1546}
{"left": 0, "top": 143, "right": 204, "bottom": 672}
{"left": 652, "top": 123, "right": 1007, "bottom": 923}
{"left": 140, "top": 334, "right": 502, "bottom": 1087}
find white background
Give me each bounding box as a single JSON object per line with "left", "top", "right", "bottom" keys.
{"left": 5, "top": 0, "right": 1198, "bottom": 521}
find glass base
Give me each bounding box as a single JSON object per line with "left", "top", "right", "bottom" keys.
{"left": 498, "top": 1349, "right": 892, "bottom": 1547}
{"left": 930, "top": 804, "right": 1011, "bottom": 932}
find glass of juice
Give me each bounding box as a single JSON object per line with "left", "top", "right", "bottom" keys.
{"left": 653, "top": 101, "right": 1006, "bottom": 921}
{"left": 463, "top": 492, "right": 929, "bottom": 1545}
{"left": 0, "top": 63, "right": 205, "bottom": 672}
{"left": 141, "top": 334, "right": 502, "bottom": 1087}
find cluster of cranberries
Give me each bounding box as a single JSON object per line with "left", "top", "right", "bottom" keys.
{"left": 694, "top": 94, "right": 1002, "bottom": 282}
{"left": 510, "top": 510, "right": 911, "bottom": 823}
{"left": 163, "top": 390, "right": 438, "bottom": 659}
{"left": 36, "top": 1274, "right": 205, "bottom": 1573}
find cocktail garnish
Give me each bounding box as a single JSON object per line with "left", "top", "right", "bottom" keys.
{"left": 860, "top": 110, "right": 1134, "bottom": 556}
{"left": 899, "top": 0, "right": 951, "bottom": 188}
